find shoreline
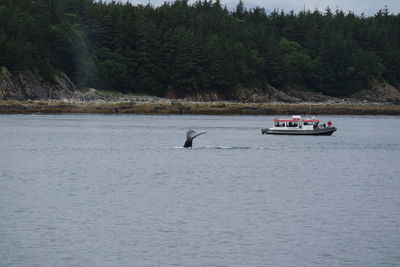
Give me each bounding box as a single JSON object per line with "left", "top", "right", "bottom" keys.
{"left": 0, "top": 100, "right": 399, "bottom": 115}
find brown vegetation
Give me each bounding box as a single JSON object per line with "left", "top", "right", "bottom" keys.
{"left": 0, "top": 100, "right": 399, "bottom": 115}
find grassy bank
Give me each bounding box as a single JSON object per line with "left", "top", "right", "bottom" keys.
{"left": 0, "top": 100, "right": 399, "bottom": 115}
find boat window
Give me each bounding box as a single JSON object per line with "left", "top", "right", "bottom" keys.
{"left": 287, "top": 122, "right": 298, "bottom": 127}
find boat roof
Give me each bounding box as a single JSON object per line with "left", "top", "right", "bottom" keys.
{"left": 302, "top": 119, "right": 319, "bottom": 122}
{"left": 274, "top": 118, "right": 320, "bottom": 122}
{"left": 274, "top": 119, "right": 300, "bottom": 122}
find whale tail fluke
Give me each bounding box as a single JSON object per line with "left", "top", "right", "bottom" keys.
{"left": 184, "top": 130, "right": 206, "bottom": 148}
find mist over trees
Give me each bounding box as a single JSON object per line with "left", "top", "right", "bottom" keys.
{"left": 1, "top": 0, "right": 399, "bottom": 97}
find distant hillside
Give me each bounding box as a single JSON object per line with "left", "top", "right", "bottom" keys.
{"left": 0, "top": 0, "right": 399, "bottom": 99}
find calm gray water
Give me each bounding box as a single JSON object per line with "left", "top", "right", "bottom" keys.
{"left": 1, "top": 114, "right": 399, "bottom": 266}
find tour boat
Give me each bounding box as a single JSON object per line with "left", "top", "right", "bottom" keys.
{"left": 261, "top": 115, "right": 337, "bottom": 135}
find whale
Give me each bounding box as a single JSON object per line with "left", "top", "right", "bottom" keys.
{"left": 184, "top": 130, "right": 206, "bottom": 148}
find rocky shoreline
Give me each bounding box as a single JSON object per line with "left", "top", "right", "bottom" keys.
{"left": 1, "top": 99, "right": 399, "bottom": 115}
{"left": 1, "top": 67, "right": 400, "bottom": 115}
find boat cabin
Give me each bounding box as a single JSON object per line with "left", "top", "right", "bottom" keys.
{"left": 273, "top": 115, "right": 319, "bottom": 130}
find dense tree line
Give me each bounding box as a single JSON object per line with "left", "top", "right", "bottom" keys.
{"left": 1, "top": 0, "right": 399, "bottom": 97}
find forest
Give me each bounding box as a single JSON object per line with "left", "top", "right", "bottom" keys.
{"left": 1, "top": 0, "right": 400, "bottom": 97}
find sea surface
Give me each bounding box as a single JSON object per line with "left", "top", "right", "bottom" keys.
{"left": 0, "top": 114, "right": 399, "bottom": 266}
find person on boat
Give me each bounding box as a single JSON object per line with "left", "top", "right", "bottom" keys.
{"left": 327, "top": 121, "right": 332, "bottom": 127}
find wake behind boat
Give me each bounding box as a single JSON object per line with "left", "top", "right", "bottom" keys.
{"left": 261, "top": 115, "right": 337, "bottom": 135}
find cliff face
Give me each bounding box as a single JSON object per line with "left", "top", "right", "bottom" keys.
{"left": 350, "top": 80, "right": 400, "bottom": 103}
{"left": 48, "top": 72, "right": 77, "bottom": 100}
{"left": 0, "top": 68, "right": 101, "bottom": 101}
{"left": 0, "top": 68, "right": 49, "bottom": 100}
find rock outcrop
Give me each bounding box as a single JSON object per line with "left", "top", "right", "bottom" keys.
{"left": 0, "top": 68, "right": 48, "bottom": 100}
{"left": 285, "top": 89, "right": 340, "bottom": 102}
{"left": 235, "top": 84, "right": 299, "bottom": 103}
{"left": 48, "top": 72, "right": 76, "bottom": 100}
{"left": 73, "top": 88, "right": 103, "bottom": 102}
{"left": 0, "top": 67, "right": 102, "bottom": 102}
{"left": 183, "top": 92, "right": 223, "bottom": 101}
{"left": 350, "top": 80, "right": 400, "bottom": 103}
